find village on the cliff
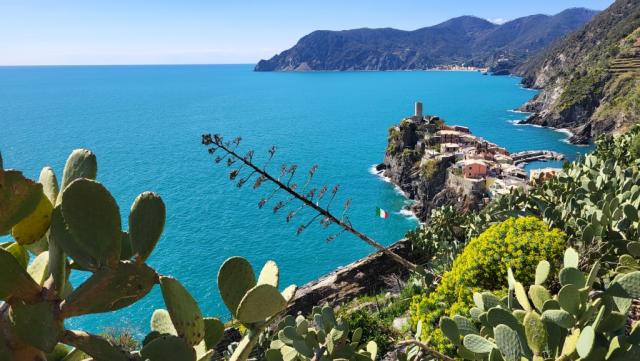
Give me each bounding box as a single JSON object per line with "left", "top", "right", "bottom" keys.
{"left": 386, "top": 102, "right": 565, "bottom": 203}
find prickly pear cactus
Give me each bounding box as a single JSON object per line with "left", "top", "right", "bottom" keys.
{"left": 216, "top": 257, "right": 298, "bottom": 361}
{"left": 1, "top": 149, "right": 278, "bottom": 361}
{"left": 0, "top": 148, "right": 358, "bottom": 361}
{"left": 266, "top": 304, "right": 378, "bottom": 361}
{"left": 439, "top": 248, "right": 640, "bottom": 360}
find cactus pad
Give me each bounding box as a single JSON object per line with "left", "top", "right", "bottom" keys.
{"left": 576, "top": 325, "right": 595, "bottom": 358}
{"left": 218, "top": 257, "right": 256, "bottom": 317}
{"left": 140, "top": 334, "right": 197, "bottom": 361}
{"left": 11, "top": 193, "right": 53, "bottom": 245}
{"left": 57, "top": 149, "right": 97, "bottom": 203}
{"left": 236, "top": 284, "right": 287, "bottom": 324}
{"left": 463, "top": 334, "right": 496, "bottom": 354}
{"left": 557, "top": 284, "right": 581, "bottom": 315}
{"left": 160, "top": 276, "right": 205, "bottom": 346}
{"left": 366, "top": 341, "right": 378, "bottom": 360}
{"left": 563, "top": 248, "right": 579, "bottom": 268}
{"left": 453, "top": 315, "right": 478, "bottom": 336}
{"left": 151, "top": 309, "right": 178, "bottom": 335}
{"left": 60, "top": 179, "right": 121, "bottom": 269}
{"left": 0, "top": 247, "right": 41, "bottom": 301}
{"left": 39, "top": 166, "right": 59, "bottom": 204}
{"left": 494, "top": 324, "right": 521, "bottom": 361}
{"left": 0, "top": 170, "right": 43, "bottom": 234}
{"left": 609, "top": 271, "right": 640, "bottom": 298}
{"left": 27, "top": 251, "right": 50, "bottom": 285}
{"left": 203, "top": 317, "right": 224, "bottom": 350}
{"left": 5, "top": 242, "right": 28, "bottom": 269}
{"left": 541, "top": 309, "right": 576, "bottom": 328}
{"left": 561, "top": 328, "right": 580, "bottom": 356}
{"left": 258, "top": 260, "right": 279, "bottom": 287}
{"left": 523, "top": 312, "right": 546, "bottom": 354}
{"left": 65, "top": 330, "right": 129, "bottom": 361}
{"left": 128, "top": 192, "right": 165, "bottom": 262}
{"left": 9, "top": 300, "right": 63, "bottom": 352}
{"left": 528, "top": 285, "right": 551, "bottom": 312}
{"left": 534, "top": 260, "right": 551, "bottom": 285}
{"left": 559, "top": 267, "right": 585, "bottom": 287}
{"left": 585, "top": 261, "right": 600, "bottom": 287}
{"left": 61, "top": 260, "right": 156, "bottom": 317}
{"left": 628, "top": 242, "right": 640, "bottom": 257}
{"left": 439, "top": 317, "right": 461, "bottom": 345}
{"left": 281, "top": 284, "right": 297, "bottom": 302}
{"left": 47, "top": 213, "right": 68, "bottom": 295}
{"left": 514, "top": 282, "right": 531, "bottom": 312}
{"left": 486, "top": 308, "right": 520, "bottom": 330}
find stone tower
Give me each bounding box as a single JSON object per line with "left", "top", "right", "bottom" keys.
{"left": 415, "top": 101, "right": 423, "bottom": 118}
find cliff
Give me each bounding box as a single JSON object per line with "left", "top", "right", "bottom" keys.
{"left": 377, "top": 115, "right": 490, "bottom": 221}
{"left": 255, "top": 9, "right": 597, "bottom": 73}
{"left": 516, "top": 0, "right": 640, "bottom": 144}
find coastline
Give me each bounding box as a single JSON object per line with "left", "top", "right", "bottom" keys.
{"left": 259, "top": 66, "right": 489, "bottom": 73}
{"left": 368, "top": 164, "right": 422, "bottom": 223}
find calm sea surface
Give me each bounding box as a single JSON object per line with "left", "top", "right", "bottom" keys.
{"left": 0, "top": 65, "right": 590, "bottom": 334}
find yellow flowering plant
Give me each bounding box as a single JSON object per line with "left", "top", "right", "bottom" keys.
{"left": 410, "top": 216, "right": 566, "bottom": 354}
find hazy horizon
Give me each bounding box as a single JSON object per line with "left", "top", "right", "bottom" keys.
{"left": 0, "top": 0, "right": 614, "bottom": 66}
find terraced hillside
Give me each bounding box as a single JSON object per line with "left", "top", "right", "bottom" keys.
{"left": 608, "top": 37, "right": 640, "bottom": 74}
{"left": 517, "top": 0, "right": 640, "bottom": 144}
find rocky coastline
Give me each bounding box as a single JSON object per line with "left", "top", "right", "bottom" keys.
{"left": 516, "top": 92, "right": 600, "bottom": 145}
{"left": 376, "top": 102, "right": 565, "bottom": 222}
{"left": 513, "top": 0, "right": 640, "bottom": 145}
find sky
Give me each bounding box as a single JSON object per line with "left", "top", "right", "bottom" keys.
{"left": 0, "top": 0, "right": 615, "bottom": 66}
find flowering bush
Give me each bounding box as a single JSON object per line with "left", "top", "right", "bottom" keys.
{"left": 409, "top": 216, "right": 566, "bottom": 354}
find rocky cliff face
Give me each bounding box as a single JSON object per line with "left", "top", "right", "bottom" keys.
{"left": 378, "top": 117, "right": 482, "bottom": 221}
{"left": 516, "top": 0, "right": 640, "bottom": 144}
{"left": 255, "top": 9, "right": 597, "bottom": 73}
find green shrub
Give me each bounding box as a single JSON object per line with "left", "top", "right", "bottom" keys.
{"left": 439, "top": 248, "right": 640, "bottom": 360}
{"left": 401, "top": 148, "right": 416, "bottom": 160}
{"left": 342, "top": 308, "right": 395, "bottom": 356}
{"left": 407, "top": 206, "right": 469, "bottom": 273}
{"left": 420, "top": 159, "right": 439, "bottom": 180}
{"left": 410, "top": 217, "right": 566, "bottom": 354}
{"left": 387, "top": 127, "right": 401, "bottom": 154}
{"left": 100, "top": 328, "right": 140, "bottom": 352}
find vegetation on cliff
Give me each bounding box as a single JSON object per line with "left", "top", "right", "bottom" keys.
{"left": 410, "top": 217, "right": 567, "bottom": 354}
{"left": 517, "top": 0, "right": 640, "bottom": 143}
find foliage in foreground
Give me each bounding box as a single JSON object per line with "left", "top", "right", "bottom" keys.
{"left": 266, "top": 304, "right": 378, "bottom": 361}
{"left": 440, "top": 248, "right": 640, "bottom": 360}
{"left": 410, "top": 127, "right": 640, "bottom": 272}
{"left": 0, "top": 149, "right": 313, "bottom": 361}
{"left": 410, "top": 217, "right": 567, "bottom": 354}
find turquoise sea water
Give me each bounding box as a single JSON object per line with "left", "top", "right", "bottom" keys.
{"left": 0, "top": 65, "right": 590, "bottom": 335}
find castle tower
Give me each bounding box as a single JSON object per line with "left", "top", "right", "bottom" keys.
{"left": 415, "top": 101, "right": 423, "bottom": 118}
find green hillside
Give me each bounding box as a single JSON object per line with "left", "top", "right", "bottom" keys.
{"left": 517, "top": 0, "right": 640, "bottom": 143}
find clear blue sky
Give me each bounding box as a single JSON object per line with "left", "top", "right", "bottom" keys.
{"left": 0, "top": 0, "right": 614, "bottom": 65}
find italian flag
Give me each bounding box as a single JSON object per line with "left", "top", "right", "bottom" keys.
{"left": 376, "top": 207, "right": 389, "bottom": 219}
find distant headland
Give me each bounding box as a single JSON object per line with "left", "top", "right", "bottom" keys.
{"left": 255, "top": 8, "right": 598, "bottom": 74}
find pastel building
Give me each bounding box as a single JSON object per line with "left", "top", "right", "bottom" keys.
{"left": 458, "top": 160, "right": 488, "bottom": 179}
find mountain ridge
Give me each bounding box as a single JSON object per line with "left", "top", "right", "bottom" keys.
{"left": 255, "top": 8, "right": 599, "bottom": 72}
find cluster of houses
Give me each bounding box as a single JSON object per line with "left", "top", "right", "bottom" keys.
{"left": 407, "top": 102, "right": 561, "bottom": 198}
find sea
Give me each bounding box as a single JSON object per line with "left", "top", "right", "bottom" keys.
{"left": 0, "top": 64, "right": 592, "bottom": 335}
